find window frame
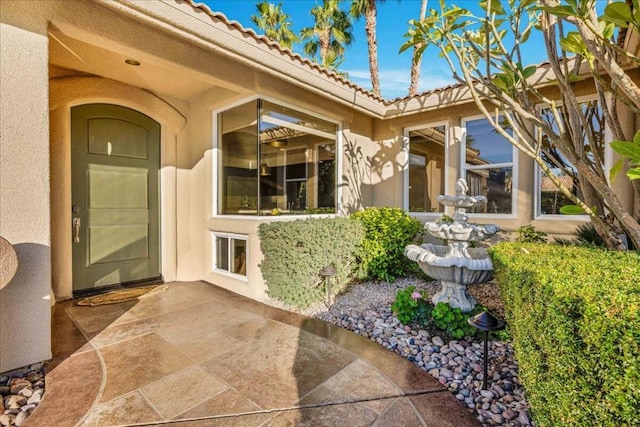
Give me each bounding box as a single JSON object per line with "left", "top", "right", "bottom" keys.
{"left": 211, "top": 231, "right": 248, "bottom": 281}
{"left": 212, "top": 95, "right": 342, "bottom": 218}
{"left": 460, "top": 114, "right": 519, "bottom": 219}
{"left": 533, "top": 95, "right": 607, "bottom": 221}
{"left": 403, "top": 121, "right": 449, "bottom": 217}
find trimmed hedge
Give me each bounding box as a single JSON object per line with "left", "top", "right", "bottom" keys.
{"left": 258, "top": 218, "right": 364, "bottom": 308}
{"left": 490, "top": 243, "right": 640, "bottom": 427}
{"left": 351, "top": 207, "right": 423, "bottom": 281}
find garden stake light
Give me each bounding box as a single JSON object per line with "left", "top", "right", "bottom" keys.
{"left": 319, "top": 265, "right": 337, "bottom": 308}
{"left": 468, "top": 311, "right": 505, "bottom": 390}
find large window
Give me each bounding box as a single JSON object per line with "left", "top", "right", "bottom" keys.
{"left": 217, "top": 99, "right": 337, "bottom": 215}
{"left": 407, "top": 125, "right": 446, "bottom": 213}
{"left": 537, "top": 99, "right": 603, "bottom": 216}
{"left": 462, "top": 117, "right": 516, "bottom": 215}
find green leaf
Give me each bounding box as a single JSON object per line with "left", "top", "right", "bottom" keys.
{"left": 602, "top": 22, "right": 616, "bottom": 40}
{"left": 522, "top": 65, "right": 537, "bottom": 79}
{"left": 603, "top": 2, "right": 633, "bottom": 28}
{"left": 609, "top": 158, "right": 624, "bottom": 183}
{"left": 541, "top": 5, "right": 576, "bottom": 18}
{"left": 493, "top": 74, "right": 512, "bottom": 92}
{"left": 560, "top": 205, "right": 587, "bottom": 215}
{"left": 520, "top": 26, "right": 533, "bottom": 44}
{"left": 611, "top": 141, "right": 640, "bottom": 162}
{"left": 559, "top": 205, "right": 598, "bottom": 215}
{"left": 634, "top": 129, "right": 640, "bottom": 145}
{"left": 480, "top": 0, "right": 506, "bottom": 15}
{"left": 560, "top": 32, "right": 587, "bottom": 55}
{"left": 627, "top": 168, "right": 640, "bottom": 180}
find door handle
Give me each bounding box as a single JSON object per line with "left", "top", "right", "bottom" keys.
{"left": 72, "top": 217, "right": 81, "bottom": 243}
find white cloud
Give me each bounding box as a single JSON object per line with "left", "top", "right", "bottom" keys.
{"left": 344, "top": 67, "right": 457, "bottom": 99}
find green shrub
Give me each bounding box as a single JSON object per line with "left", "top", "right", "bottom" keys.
{"left": 391, "top": 286, "right": 431, "bottom": 325}
{"left": 351, "top": 207, "right": 423, "bottom": 281}
{"left": 516, "top": 224, "right": 548, "bottom": 243}
{"left": 431, "top": 302, "right": 478, "bottom": 339}
{"left": 391, "top": 288, "right": 484, "bottom": 339}
{"left": 258, "top": 218, "right": 364, "bottom": 308}
{"left": 490, "top": 243, "right": 640, "bottom": 427}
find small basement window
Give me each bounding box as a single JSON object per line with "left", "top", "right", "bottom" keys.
{"left": 213, "top": 233, "right": 247, "bottom": 278}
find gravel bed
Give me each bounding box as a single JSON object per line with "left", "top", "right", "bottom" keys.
{"left": 0, "top": 363, "right": 45, "bottom": 426}
{"left": 271, "top": 278, "right": 533, "bottom": 427}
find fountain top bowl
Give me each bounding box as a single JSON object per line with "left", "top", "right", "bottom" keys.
{"left": 437, "top": 178, "right": 487, "bottom": 208}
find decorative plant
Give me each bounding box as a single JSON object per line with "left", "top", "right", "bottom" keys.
{"left": 392, "top": 288, "right": 488, "bottom": 339}
{"left": 516, "top": 224, "right": 548, "bottom": 244}
{"left": 611, "top": 129, "right": 640, "bottom": 182}
{"left": 431, "top": 302, "right": 478, "bottom": 339}
{"left": 351, "top": 207, "right": 423, "bottom": 281}
{"left": 391, "top": 286, "right": 431, "bottom": 325}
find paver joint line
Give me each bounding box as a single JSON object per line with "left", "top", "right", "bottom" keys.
{"left": 109, "top": 389, "right": 451, "bottom": 426}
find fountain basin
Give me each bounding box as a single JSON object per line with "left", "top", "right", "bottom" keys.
{"left": 405, "top": 244, "right": 494, "bottom": 312}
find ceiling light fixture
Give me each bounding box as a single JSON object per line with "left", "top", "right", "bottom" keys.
{"left": 260, "top": 162, "right": 272, "bottom": 176}
{"left": 124, "top": 59, "right": 141, "bottom": 66}
{"left": 266, "top": 139, "right": 287, "bottom": 148}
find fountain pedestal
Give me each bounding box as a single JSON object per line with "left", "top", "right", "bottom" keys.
{"left": 405, "top": 179, "right": 499, "bottom": 312}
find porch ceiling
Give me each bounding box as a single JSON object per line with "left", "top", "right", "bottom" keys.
{"left": 48, "top": 25, "right": 224, "bottom": 103}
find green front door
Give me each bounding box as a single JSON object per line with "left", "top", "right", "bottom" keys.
{"left": 71, "top": 104, "right": 161, "bottom": 294}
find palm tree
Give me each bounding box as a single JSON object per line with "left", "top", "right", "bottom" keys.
{"left": 350, "top": 0, "right": 383, "bottom": 96}
{"left": 251, "top": 1, "right": 298, "bottom": 50}
{"left": 300, "top": 0, "right": 354, "bottom": 71}
{"left": 408, "top": 0, "right": 427, "bottom": 96}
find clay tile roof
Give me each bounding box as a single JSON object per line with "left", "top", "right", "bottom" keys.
{"left": 183, "top": 0, "right": 389, "bottom": 103}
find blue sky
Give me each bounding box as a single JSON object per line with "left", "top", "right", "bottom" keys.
{"left": 205, "top": 1, "right": 551, "bottom": 99}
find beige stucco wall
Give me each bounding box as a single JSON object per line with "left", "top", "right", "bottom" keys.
{"left": 49, "top": 76, "right": 188, "bottom": 301}
{"left": 0, "top": 21, "right": 52, "bottom": 373}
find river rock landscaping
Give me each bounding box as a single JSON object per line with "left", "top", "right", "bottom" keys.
{"left": 0, "top": 363, "right": 45, "bottom": 427}
{"left": 293, "top": 278, "right": 533, "bottom": 427}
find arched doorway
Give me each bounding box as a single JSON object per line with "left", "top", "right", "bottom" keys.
{"left": 71, "top": 104, "right": 161, "bottom": 295}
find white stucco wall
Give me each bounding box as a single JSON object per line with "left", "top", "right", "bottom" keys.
{"left": 0, "top": 22, "right": 52, "bottom": 373}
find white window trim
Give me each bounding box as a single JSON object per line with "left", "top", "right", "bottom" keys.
{"left": 211, "top": 95, "right": 343, "bottom": 219}
{"left": 460, "top": 114, "right": 518, "bottom": 219}
{"left": 403, "top": 121, "right": 450, "bottom": 218}
{"left": 533, "top": 95, "right": 603, "bottom": 221}
{"left": 211, "top": 231, "right": 249, "bottom": 282}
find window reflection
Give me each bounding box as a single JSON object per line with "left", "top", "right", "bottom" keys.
{"left": 464, "top": 117, "right": 514, "bottom": 214}
{"left": 218, "top": 100, "right": 337, "bottom": 215}
{"left": 408, "top": 125, "right": 446, "bottom": 213}
{"left": 538, "top": 100, "right": 602, "bottom": 215}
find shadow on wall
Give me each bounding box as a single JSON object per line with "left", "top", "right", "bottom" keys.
{"left": 341, "top": 135, "right": 408, "bottom": 214}
{"left": 0, "top": 242, "right": 52, "bottom": 372}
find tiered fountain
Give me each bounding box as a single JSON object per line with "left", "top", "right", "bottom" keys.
{"left": 405, "top": 179, "right": 499, "bottom": 312}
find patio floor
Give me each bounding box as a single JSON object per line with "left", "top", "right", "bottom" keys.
{"left": 29, "top": 281, "right": 481, "bottom": 426}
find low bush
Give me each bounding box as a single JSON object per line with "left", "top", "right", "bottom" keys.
{"left": 391, "top": 286, "right": 431, "bottom": 325}
{"left": 391, "top": 288, "right": 483, "bottom": 339}
{"left": 431, "top": 302, "right": 478, "bottom": 339}
{"left": 516, "top": 224, "right": 548, "bottom": 243}
{"left": 490, "top": 243, "right": 640, "bottom": 427}
{"left": 258, "top": 218, "right": 364, "bottom": 308}
{"left": 351, "top": 207, "right": 423, "bottom": 281}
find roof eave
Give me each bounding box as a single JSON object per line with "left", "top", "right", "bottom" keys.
{"left": 98, "top": 0, "right": 387, "bottom": 118}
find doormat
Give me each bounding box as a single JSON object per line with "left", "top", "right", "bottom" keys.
{"left": 77, "top": 284, "right": 169, "bottom": 306}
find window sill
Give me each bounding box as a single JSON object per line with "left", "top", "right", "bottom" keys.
{"left": 212, "top": 269, "right": 248, "bottom": 282}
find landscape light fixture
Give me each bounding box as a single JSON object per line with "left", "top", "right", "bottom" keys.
{"left": 467, "top": 311, "right": 505, "bottom": 390}
{"left": 319, "top": 265, "right": 337, "bottom": 308}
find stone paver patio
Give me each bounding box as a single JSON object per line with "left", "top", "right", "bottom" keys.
{"left": 29, "top": 281, "right": 481, "bottom": 426}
